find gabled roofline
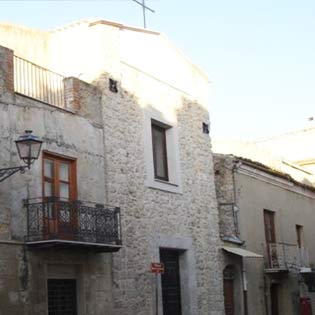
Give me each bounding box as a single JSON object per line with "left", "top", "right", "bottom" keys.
{"left": 0, "top": 22, "right": 49, "bottom": 35}
{"left": 88, "top": 20, "right": 209, "bottom": 80}
{"left": 254, "top": 126, "right": 315, "bottom": 143}
{"left": 234, "top": 155, "right": 315, "bottom": 193}
{"left": 88, "top": 19, "right": 160, "bottom": 35}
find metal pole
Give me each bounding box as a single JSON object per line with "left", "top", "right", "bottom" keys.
{"left": 131, "top": 0, "right": 155, "bottom": 29}
{"left": 156, "top": 273, "right": 158, "bottom": 315}
{"left": 242, "top": 258, "right": 249, "bottom": 315}
{"left": 142, "top": 0, "right": 146, "bottom": 28}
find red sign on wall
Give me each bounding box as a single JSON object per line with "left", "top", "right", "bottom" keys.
{"left": 151, "top": 262, "right": 165, "bottom": 274}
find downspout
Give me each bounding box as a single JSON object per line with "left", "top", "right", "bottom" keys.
{"left": 264, "top": 274, "right": 269, "bottom": 315}
{"left": 242, "top": 259, "right": 248, "bottom": 315}
{"left": 232, "top": 160, "right": 241, "bottom": 236}
{"left": 232, "top": 160, "right": 249, "bottom": 315}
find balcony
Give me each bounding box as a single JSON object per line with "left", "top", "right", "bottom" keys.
{"left": 14, "top": 55, "right": 65, "bottom": 108}
{"left": 24, "top": 197, "right": 122, "bottom": 252}
{"left": 265, "top": 242, "right": 309, "bottom": 274}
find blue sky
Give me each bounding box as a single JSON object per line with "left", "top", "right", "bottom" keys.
{"left": 1, "top": 0, "right": 315, "bottom": 140}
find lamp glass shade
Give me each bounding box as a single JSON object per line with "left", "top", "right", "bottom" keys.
{"left": 15, "top": 131, "right": 43, "bottom": 165}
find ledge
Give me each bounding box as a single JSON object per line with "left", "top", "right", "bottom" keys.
{"left": 26, "top": 239, "right": 122, "bottom": 253}
{"left": 146, "top": 179, "right": 182, "bottom": 194}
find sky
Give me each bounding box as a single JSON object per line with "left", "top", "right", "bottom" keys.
{"left": 1, "top": 0, "right": 315, "bottom": 140}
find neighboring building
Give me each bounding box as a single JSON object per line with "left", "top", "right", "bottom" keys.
{"left": 214, "top": 154, "right": 315, "bottom": 315}
{"left": 0, "top": 20, "right": 224, "bottom": 315}
{"left": 253, "top": 127, "right": 315, "bottom": 176}
{"left": 213, "top": 129, "right": 315, "bottom": 186}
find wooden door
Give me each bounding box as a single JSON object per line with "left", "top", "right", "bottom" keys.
{"left": 160, "top": 249, "right": 182, "bottom": 315}
{"left": 264, "top": 210, "right": 277, "bottom": 267}
{"left": 224, "top": 279, "right": 235, "bottom": 315}
{"left": 43, "top": 152, "right": 77, "bottom": 239}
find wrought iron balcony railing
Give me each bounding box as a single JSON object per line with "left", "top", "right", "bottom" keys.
{"left": 24, "top": 197, "right": 122, "bottom": 252}
{"left": 265, "top": 242, "right": 309, "bottom": 272}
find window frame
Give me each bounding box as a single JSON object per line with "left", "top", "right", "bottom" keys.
{"left": 143, "top": 111, "right": 182, "bottom": 194}
{"left": 264, "top": 209, "right": 276, "bottom": 244}
{"left": 42, "top": 151, "right": 77, "bottom": 201}
{"left": 151, "top": 121, "right": 169, "bottom": 182}
{"left": 296, "top": 224, "right": 303, "bottom": 248}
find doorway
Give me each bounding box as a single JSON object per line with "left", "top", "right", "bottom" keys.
{"left": 47, "top": 279, "right": 77, "bottom": 315}
{"left": 160, "top": 249, "right": 182, "bottom": 315}
{"left": 270, "top": 284, "right": 279, "bottom": 315}
{"left": 223, "top": 265, "right": 235, "bottom": 315}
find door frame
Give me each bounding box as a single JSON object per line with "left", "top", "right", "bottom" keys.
{"left": 44, "top": 262, "right": 85, "bottom": 315}
{"left": 150, "top": 235, "right": 198, "bottom": 315}
{"left": 223, "top": 265, "right": 236, "bottom": 315}
{"left": 270, "top": 283, "right": 279, "bottom": 315}
{"left": 42, "top": 151, "right": 77, "bottom": 239}
{"left": 264, "top": 210, "right": 277, "bottom": 267}
{"left": 160, "top": 248, "right": 183, "bottom": 315}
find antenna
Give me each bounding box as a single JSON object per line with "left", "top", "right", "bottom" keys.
{"left": 132, "top": 0, "right": 155, "bottom": 29}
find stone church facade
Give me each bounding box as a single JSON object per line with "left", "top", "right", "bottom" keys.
{"left": 0, "top": 20, "right": 224, "bottom": 314}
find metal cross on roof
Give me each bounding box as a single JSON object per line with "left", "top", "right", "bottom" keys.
{"left": 132, "top": 0, "right": 155, "bottom": 29}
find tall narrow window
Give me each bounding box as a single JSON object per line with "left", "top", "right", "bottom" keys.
{"left": 152, "top": 121, "right": 169, "bottom": 181}
{"left": 296, "top": 225, "right": 303, "bottom": 248}
{"left": 264, "top": 210, "right": 276, "bottom": 245}
{"left": 264, "top": 210, "right": 277, "bottom": 268}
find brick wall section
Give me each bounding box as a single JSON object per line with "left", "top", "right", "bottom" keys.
{"left": 64, "top": 76, "right": 102, "bottom": 126}
{"left": 64, "top": 77, "right": 81, "bottom": 112}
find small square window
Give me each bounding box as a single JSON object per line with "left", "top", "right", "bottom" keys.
{"left": 202, "top": 122, "right": 209, "bottom": 134}
{"left": 151, "top": 121, "right": 169, "bottom": 181}
{"left": 109, "top": 78, "right": 118, "bottom": 93}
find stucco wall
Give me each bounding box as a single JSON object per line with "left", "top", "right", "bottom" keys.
{"left": 0, "top": 45, "right": 113, "bottom": 314}
{"left": 236, "top": 171, "right": 315, "bottom": 264}
{"left": 235, "top": 168, "right": 315, "bottom": 315}
{"left": 0, "top": 22, "right": 49, "bottom": 67}
{"left": 214, "top": 153, "right": 315, "bottom": 315}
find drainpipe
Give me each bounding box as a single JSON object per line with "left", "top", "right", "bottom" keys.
{"left": 233, "top": 160, "right": 248, "bottom": 315}
{"left": 232, "top": 160, "right": 242, "bottom": 236}
{"left": 242, "top": 258, "right": 249, "bottom": 315}
{"left": 264, "top": 274, "right": 269, "bottom": 315}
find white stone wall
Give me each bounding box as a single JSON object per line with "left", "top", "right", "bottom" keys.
{"left": 98, "top": 71, "right": 223, "bottom": 314}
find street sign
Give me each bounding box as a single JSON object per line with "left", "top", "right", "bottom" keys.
{"left": 151, "top": 262, "right": 165, "bottom": 274}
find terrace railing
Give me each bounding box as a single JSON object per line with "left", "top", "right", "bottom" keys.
{"left": 24, "top": 197, "right": 122, "bottom": 248}
{"left": 14, "top": 56, "right": 65, "bottom": 108}
{"left": 266, "top": 242, "right": 309, "bottom": 272}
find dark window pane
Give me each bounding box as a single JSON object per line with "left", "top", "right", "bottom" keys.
{"left": 152, "top": 123, "right": 168, "bottom": 181}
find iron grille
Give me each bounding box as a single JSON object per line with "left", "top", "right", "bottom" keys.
{"left": 48, "top": 279, "right": 77, "bottom": 315}
{"left": 25, "top": 197, "right": 122, "bottom": 246}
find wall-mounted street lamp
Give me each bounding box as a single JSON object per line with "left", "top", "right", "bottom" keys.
{"left": 0, "top": 130, "right": 43, "bottom": 182}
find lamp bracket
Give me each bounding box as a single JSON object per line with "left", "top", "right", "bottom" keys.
{"left": 0, "top": 166, "right": 29, "bottom": 182}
